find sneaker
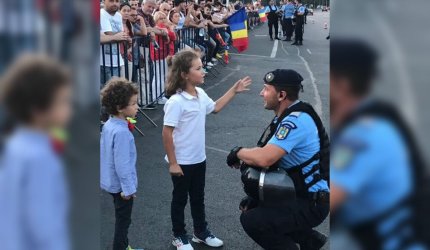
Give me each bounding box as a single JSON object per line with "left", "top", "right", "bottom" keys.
{"left": 211, "top": 58, "right": 218, "bottom": 63}
{"left": 143, "top": 104, "right": 156, "bottom": 110}
{"left": 192, "top": 230, "right": 223, "bottom": 247}
{"left": 206, "top": 65, "right": 212, "bottom": 69}
{"left": 202, "top": 68, "right": 208, "bottom": 74}
{"left": 172, "top": 235, "right": 194, "bottom": 250}
{"left": 216, "top": 53, "right": 223, "bottom": 59}
{"left": 207, "top": 62, "right": 214, "bottom": 67}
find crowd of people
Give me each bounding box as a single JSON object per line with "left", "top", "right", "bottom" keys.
{"left": 100, "top": 0, "right": 262, "bottom": 108}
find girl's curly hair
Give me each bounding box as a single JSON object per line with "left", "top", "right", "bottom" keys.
{"left": 101, "top": 77, "right": 138, "bottom": 115}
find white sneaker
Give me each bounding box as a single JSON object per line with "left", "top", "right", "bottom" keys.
{"left": 211, "top": 58, "right": 218, "bottom": 63}
{"left": 172, "top": 236, "right": 194, "bottom": 250}
{"left": 207, "top": 62, "right": 214, "bottom": 67}
{"left": 192, "top": 232, "right": 223, "bottom": 247}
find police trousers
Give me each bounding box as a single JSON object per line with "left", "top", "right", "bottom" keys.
{"left": 268, "top": 18, "right": 279, "bottom": 39}
{"left": 240, "top": 198, "right": 329, "bottom": 250}
{"left": 295, "top": 22, "right": 304, "bottom": 42}
{"left": 283, "top": 18, "right": 294, "bottom": 39}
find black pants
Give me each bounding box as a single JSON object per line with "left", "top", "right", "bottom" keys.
{"left": 268, "top": 18, "right": 279, "bottom": 39}
{"left": 171, "top": 161, "right": 208, "bottom": 237}
{"left": 111, "top": 193, "right": 134, "bottom": 250}
{"left": 284, "top": 18, "right": 294, "bottom": 39}
{"left": 295, "top": 22, "right": 304, "bottom": 42}
{"left": 240, "top": 198, "right": 329, "bottom": 250}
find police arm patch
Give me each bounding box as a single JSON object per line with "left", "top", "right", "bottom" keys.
{"left": 332, "top": 139, "right": 367, "bottom": 170}
{"left": 275, "top": 121, "right": 297, "bottom": 140}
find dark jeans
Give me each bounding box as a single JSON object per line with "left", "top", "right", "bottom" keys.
{"left": 240, "top": 198, "right": 329, "bottom": 250}
{"left": 171, "top": 161, "right": 208, "bottom": 237}
{"left": 268, "top": 18, "right": 279, "bottom": 38}
{"left": 111, "top": 192, "right": 134, "bottom": 250}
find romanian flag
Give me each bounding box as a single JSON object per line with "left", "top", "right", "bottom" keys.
{"left": 226, "top": 7, "right": 249, "bottom": 53}
{"left": 259, "top": 7, "right": 267, "bottom": 22}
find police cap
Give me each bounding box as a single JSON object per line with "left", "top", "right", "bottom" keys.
{"left": 263, "top": 69, "right": 304, "bottom": 89}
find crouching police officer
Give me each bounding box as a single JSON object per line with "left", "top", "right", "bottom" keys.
{"left": 226, "top": 69, "right": 330, "bottom": 250}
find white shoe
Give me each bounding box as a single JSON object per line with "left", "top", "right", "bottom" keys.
{"left": 192, "top": 232, "right": 223, "bottom": 247}
{"left": 172, "top": 236, "right": 194, "bottom": 250}
{"left": 211, "top": 58, "right": 218, "bottom": 63}
{"left": 207, "top": 62, "right": 214, "bottom": 67}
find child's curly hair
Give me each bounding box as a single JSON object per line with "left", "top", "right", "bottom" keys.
{"left": 101, "top": 77, "right": 138, "bottom": 115}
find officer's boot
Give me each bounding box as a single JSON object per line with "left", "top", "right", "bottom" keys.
{"left": 291, "top": 40, "right": 298, "bottom": 45}
{"left": 298, "top": 40, "right": 303, "bottom": 45}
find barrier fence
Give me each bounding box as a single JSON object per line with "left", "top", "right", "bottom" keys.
{"left": 100, "top": 28, "right": 225, "bottom": 108}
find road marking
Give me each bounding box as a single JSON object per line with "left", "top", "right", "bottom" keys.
{"left": 270, "top": 39, "right": 278, "bottom": 58}
{"left": 206, "top": 146, "right": 229, "bottom": 154}
{"left": 307, "top": 49, "right": 312, "bottom": 55}
{"left": 296, "top": 47, "right": 323, "bottom": 116}
{"left": 229, "top": 53, "right": 270, "bottom": 58}
{"left": 255, "top": 34, "right": 268, "bottom": 37}
{"left": 280, "top": 39, "right": 289, "bottom": 55}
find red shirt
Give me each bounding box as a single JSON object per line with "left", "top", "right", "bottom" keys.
{"left": 150, "top": 23, "right": 176, "bottom": 60}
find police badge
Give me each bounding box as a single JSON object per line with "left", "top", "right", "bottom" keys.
{"left": 275, "top": 121, "right": 296, "bottom": 140}
{"left": 265, "top": 72, "right": 275, "bottom": 83}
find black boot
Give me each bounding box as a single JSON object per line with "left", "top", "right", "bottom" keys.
{"left": 270, "top": 37, "right": 274, "bottom": 41}
{"left": 298, "top": 41, "right": 303, "bottom": 45}
{"left": 284, "top": 37, "right": 292, "bottom": 41}
{"left": 275, "top": 36, "right": 281, "bottom": 40}
{"left": 291, "top": 41, "right": 298, "bottom": 45}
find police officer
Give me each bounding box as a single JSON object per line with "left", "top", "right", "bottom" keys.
{"left": 330, "top": 39, "right": 428, "bottom": 250}
{"left": 281, "top": 0, "right": 295, "bottom": 41}
{"left": 265, "top": 0, "right": 281, "bottom": 41}
{"left": 226, "top": 69, "right": 329, "bottom": 250}
{"left": 292, "top": 0, "right": 305, "bottom": 45}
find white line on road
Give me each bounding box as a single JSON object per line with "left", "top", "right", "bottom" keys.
{"left": 206, "top": 146, "right": 229, "bottom": 154}
{"left": 229, "top": 53, "right": 270, "bottom": 58}
{"left": 270, "top": 40, "right": 278, "bottom": 58}
{"left": 296, "top": 47, "right": 323, "bottom": 116}
{"left": 255, "top": 34, "right": 268, "bottom": 37}
{"left": 280, "top": 39, "right": 289, "bottom": 55}
{"left": 307, "top": 49, "right": 312, "bottom": 55}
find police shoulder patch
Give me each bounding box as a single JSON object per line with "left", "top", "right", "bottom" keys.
{"left": 332, "top": 139, "right": 367, "bottom": 170}
{"left": 275, "top": 121, "right": 297, "bottom": 140}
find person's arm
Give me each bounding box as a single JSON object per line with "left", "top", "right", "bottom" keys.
{"left": 136, "top": 16, "right": 148, "bottom": 36}
{"left": 162, "top": 126, "right": 183, "bottom": 176}
{"left": 213, "top": 76, "right": 251, "bottom": 113}
{"left": 208, "top": 20, "right": 228, "bottom": 29}
{"left": 100, "top": 32, "right": 129, "bottom": 44}
{"left": 237, "top": 144, "right": 286, "bottom": 168}
{"left": 113, "top": 131, "right": 137, "bottom": 197}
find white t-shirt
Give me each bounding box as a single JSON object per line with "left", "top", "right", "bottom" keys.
{"left": 163, "top": 87, "right": 216, "bottom": 165}
{"left": 100, "top": 9, "right": 124, "bottom": 67}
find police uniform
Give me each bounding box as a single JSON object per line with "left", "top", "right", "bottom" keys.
{"left": 331, "top": 100, "right": 424, "bottom": 250}
{"left": 232, "top": 70, "right": 330, "bottom": 250}
{"left": 266, "top": 5, "right": 280, "bottom": 40}
{"left": 282, "top": 2, "right": 295, "bottom": 41}
{"left": 292, "top": 4, "right": 305, "bottom": 45}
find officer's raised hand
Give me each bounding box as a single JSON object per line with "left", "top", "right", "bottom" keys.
{"left": 227, "top": 146, "right": 242, "bottom": 168}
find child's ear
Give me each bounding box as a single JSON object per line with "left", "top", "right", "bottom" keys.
{"left": 181, "top": 72, "right": 187, "bottom": 80}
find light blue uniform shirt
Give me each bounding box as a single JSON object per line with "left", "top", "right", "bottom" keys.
{"left": 331, "top": 116, "right": 412, "bottom": 226}
{"left": 298, "top": 5, "right": 306, "bottom": 14}
{"left": 267, "top": 101, "right": 330, "bottom": 193}
{"left": 100, "top": 117, "right": 138, "bottom": 196}
{"left": 265, "top": 5, "right": 279, "bottom": 13}
{"left": 0, "top": 128, "right": 69, "bottom": 250}
{"left": 282, "top": 3, "right": 295, "bottom": 18}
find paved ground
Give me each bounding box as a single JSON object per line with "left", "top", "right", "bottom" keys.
{"left": 101, "top": 10, "right": 330, "bottom": 250}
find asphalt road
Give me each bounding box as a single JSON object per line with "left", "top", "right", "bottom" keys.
{"left": 101, "top": 10, "right": 330, "bottom": 250}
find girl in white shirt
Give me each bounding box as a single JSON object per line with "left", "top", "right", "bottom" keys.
{"left": 162, "top": 49, "right": 251, "bottom": 250}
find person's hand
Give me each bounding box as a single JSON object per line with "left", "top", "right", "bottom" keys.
{"left": 233, "top": 76, "right": 252, "bottom": 93}
{"left": 120, "top": 192, "right": 136, "bottom": 200}
{"left": 227, "top": 146, "right": 242, "bottom": 168}
{"left": 169, "top": 163, "right": 184, "bottom": 176}
{"left": 113, "top": 32, "right": 129, "bottom": 41}
{"left": 150, "top": 31, "right": 156, "bottom": 40}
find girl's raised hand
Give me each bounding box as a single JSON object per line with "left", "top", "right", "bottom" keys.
{"left": 234, "top": 76, "right": 252, "bottom": 93}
